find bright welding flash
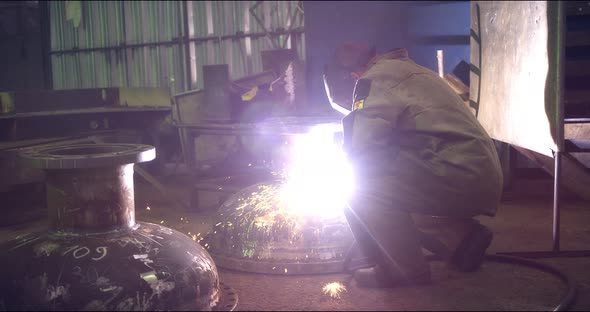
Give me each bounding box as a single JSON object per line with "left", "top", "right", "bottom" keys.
{"left": 280, "top": 124, "right": 355, "bottom": 218}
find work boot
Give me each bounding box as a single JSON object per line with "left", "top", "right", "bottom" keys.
{"left": 448, "top": 222, "right": 493, "bottom": 272}
{"left": 413, "top": 215, "right": 493, "bottom": 272}
{"left": 419, "top": 231, "right": 451, "bottom": 259}
{"left": 353, "top": 265, "right": 431, "bottom": 288}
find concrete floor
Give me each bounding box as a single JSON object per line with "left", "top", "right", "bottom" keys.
{"left": 2, "top": 174, "right": 590, "bottom": 311}
{"left": 135, "top": 174, "right": 590, "bottom": 311}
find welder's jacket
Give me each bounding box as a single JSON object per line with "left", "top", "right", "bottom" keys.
{"left": 342, "top": 49, "right": 503, "bottom": 217}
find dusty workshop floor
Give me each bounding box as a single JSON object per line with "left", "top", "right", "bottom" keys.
{"left": 2, "top": 173, "right": 590, "bottom": 311}
{"left": 132, "top": 173, "right": 590, "bottom": 311}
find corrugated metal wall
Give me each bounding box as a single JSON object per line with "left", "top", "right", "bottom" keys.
{"left": 49, "top": 1, "right": 304, "bottom": 94}
{"left": 188, "top": 1, "right": 304, "bottom": 89}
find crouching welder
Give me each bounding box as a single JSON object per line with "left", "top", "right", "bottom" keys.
{"left": 323, "top": 43, "right": 504, "bottom": 288}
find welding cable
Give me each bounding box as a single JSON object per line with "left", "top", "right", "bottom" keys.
{"left": 342, "top": 249, "right": 576, "bottom": 312}
{"left": 482, "top": 254, "right": 577, "bottom": 312}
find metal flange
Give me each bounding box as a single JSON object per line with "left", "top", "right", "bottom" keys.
{"left": 18, "top": 143, "right": 155, "bottom": 169}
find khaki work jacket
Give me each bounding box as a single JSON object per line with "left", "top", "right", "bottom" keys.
{"left": 342, "top": 49, "right": 503, "bottom": 217}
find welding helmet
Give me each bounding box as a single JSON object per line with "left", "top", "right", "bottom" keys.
{"left": 323, "top": 43, "right": 376, "bottom": 115}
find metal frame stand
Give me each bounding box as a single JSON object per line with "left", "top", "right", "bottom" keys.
{"left": 497, "top": 150, "right": 590, "bottom": 259}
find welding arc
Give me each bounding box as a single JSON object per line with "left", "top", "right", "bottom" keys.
{"left": 343, "top": 252, "right": 576, "bottom": 311}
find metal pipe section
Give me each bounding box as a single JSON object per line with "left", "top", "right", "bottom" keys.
{"left": 45, "top": 164, "right": 135, "bottom": 233}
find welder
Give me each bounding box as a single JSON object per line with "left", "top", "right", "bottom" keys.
{"left": 323, "top": 43, "right": 503, "bottom": 288}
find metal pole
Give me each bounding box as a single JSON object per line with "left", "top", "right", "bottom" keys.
{"left": 182, "top": 1, "right": 192, "bottom": 91}
{"left": 437, "top": 50, "right": 444, "bottom": 78}
{"left": 120, "top": 1, "right": 130, "bottom": 88}
{"left": 553, "top": 151, "right": 561, "bottom": 252}
{"left": 552, "top": 0, "right": 565, "bottom": 253}
{"left": 39, "top": 1, "right": 53, "bottom": 89}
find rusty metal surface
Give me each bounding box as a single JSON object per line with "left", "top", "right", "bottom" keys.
{"left": 45, "top": 165, "right": 136, "bottom": 234}
{"left": 470, "top": 1, "right": 565, "bottom": 157}
{"left": 204, "top": 182, "right": 355, "bottom": 275}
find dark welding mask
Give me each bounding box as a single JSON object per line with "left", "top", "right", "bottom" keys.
{"left": 323, "top": 43, "right": 376, "bottom": 115}
{"left": 323, "top": 63, "right": 356, "bottom": 115}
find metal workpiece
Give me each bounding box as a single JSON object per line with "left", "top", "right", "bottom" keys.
{"left": 1, "top": 143, "right": 236, "bottom": 311}
{"left": 45, "top": 164, "right": 137, "bottom": 234}
{"left": 0, "top": 223, "right": 228, "bottom": 311}
{"left": 176, "top": 116, "right": 342, "bottom": 137}
{"left": 19, "top": 143, "right": 156, "bottom": 169}
{"left": 204, "top": 182, "right": 355, "bottom": 275}
{"left": 174, "top": 115, "right": 343, "bottom": 173}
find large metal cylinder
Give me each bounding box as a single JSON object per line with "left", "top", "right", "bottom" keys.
{"left": 0, "top": 143, "right": 237, "bottom": 311}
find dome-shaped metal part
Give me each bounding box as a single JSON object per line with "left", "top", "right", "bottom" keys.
{"left": 1, "top": 143, "right": 237, "bottom": 311}
{"left": 204, "top": 182, "right": 355, "bottom": 275}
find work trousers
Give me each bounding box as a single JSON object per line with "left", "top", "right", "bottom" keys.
{"left": 344, "top": 175, "right": 481, "bottom": 280}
